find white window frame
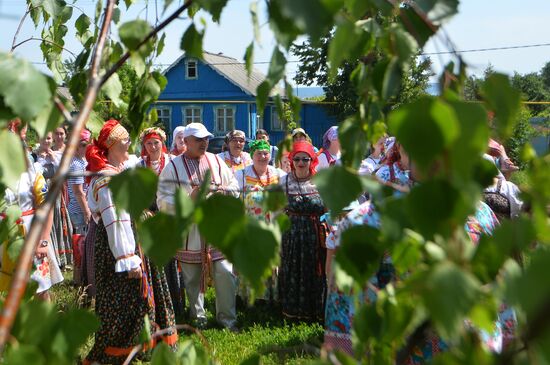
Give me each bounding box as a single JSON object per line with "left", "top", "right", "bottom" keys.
{"left": 182, "top": 105, "right": 203, "bottom": 125}
{"left": 155, "top": 106, "right": 171, "bottom": 130}
{"left": 185, "top": 58, "right": 198, "bottom": 79}
{"left": 256, "top": 113, "right": 263, "bottom": 130}
{"left": 213, "top": 105, "right": 236, "bottom": 134}
{"left": 271, "top": 106, "right": 284, "bottom": 131}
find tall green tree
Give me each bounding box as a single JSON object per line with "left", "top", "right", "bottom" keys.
{"left": 292, "top": 37, "right": 432, "bottom": 120}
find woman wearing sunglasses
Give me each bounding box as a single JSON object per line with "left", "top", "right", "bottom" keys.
{"left": 278, "top": 141, "right": 327, "bottom": 322}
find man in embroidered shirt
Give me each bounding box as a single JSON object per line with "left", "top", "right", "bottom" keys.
{"left": 157, "top": 122, "right": 240, "bottom": 330}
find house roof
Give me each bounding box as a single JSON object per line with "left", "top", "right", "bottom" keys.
{"left": 162, "top": 51, "right": 283, "bottom": 97}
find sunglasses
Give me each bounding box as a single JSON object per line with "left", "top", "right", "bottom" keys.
{"left": 292, "top": 157, "right": 312, "bottom": 163}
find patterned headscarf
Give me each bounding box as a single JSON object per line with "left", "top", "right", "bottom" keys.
{"left": 86, "top": 119, "right": 129, "bottom": 175}
{"left": 249, "top": 139, "right": 270, "bottom": 157}
{"left": 289, "top": 141, "right": 318, "bottom": 176}
{"left": 322, "top": 126, "right": 338, "bottom": 150}
{"left": 226, "top": 130, "right": 246, "bottom": 141}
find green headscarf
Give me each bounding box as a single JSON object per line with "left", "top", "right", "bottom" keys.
{"left": 249, "top": 139, "right": 271, "bottom": 157}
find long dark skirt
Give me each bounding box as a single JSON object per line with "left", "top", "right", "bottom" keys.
{"left": 85, "top": 220, "right": 177, "bottom": 365}
{"left": 279, "top": 195, "right": 327, "bottom": 321}
{"left": 164, "top": 258, "right": 186, "bottom": 319}
{"left": 80, "top": 219, "right": 96, "bottom": 298}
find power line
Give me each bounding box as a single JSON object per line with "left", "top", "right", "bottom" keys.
{"left": 422, "top": 42, "right": 550, "bottom": 55}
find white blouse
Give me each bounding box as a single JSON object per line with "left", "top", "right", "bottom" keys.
{"left": 87, "top": 173, "right": 142, "bottom": 272}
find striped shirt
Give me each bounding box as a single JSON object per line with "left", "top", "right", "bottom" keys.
{"left": 67, "top": 157, "right": 87, "bottom": 216}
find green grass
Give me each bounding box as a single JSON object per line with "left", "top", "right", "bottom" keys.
{"left": 50, "top": 273, "right": 324, "bottom": 364}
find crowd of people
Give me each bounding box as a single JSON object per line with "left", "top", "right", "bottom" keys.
{"left": 0, "top": 118, "right": 524, "bottom": 363}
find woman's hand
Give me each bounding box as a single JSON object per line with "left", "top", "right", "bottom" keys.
{"left": 127, "top": 266, "right": 142, "bottom": 279}
{"left": 35, "top": 242, "right": 48, "bottom": 260}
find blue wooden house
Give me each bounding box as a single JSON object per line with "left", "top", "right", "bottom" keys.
{"left": 154, "top": 51, "right": 337, "bottom": 146}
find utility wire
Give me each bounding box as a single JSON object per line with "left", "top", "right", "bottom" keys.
{"left": 422, "top": 42, "right": 550, "bottom": 55}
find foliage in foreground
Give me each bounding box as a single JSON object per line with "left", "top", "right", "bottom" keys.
{"left": 1, "top": 0, "right": 550, "bottom": 365}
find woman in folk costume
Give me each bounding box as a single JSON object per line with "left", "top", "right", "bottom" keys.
{"left": 278, "top": 141, "right": 328, "bottom": 321}
{"left": 317, "top": 126, "right": 341, "bottom": 170}
{"left": 323, "top": 174, "right": 516, "bottom": 362}
{"left": 0, "top": 120, "right": 63, "bottom": 299}
{"left": 138, "top": 127, "right": 186, "bottom": 319}
{"left": 375, "top": 140, "right": 412, "bottom": 194}
{"left": 157, "top": 122, "right": 240, "bottom": 331}
{"left": 171, "top": 126, "right": 187, "bottom": 156}
{"left": 138, "top": 127, "right": 171, "bottom": 176}
{"left": 217, "top": 129, "right": 252, "bottom": 173}
{"left": 48, "top": 125, "right": 74, "bottom": 269}
{"left": 84, "top": 120, "right": 176, "bottom": 365}
{"left": 234, "top": 140, "right": 287, "bottom": 303}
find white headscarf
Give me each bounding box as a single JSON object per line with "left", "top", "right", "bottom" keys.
{"left": 171, "top": 126, "right": 187, "bottom": 151}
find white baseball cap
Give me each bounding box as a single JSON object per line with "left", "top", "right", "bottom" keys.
{"left": 183, "top": 123, "right": 214, "bottom": 139}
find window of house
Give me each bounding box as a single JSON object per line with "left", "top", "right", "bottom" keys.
{"left": 155, "top": 107, "right": 171, "bottom": 130}
{"left": 256, "top": 114, "right": 263, "bottom": 130}
{"left": 182, "top": 106, "right": 202, "bottom": 124}
{"left": 214, "top": 106, "right": 235, "bottom": 133}
{"left": 186, "top": 59, "right": 198, "bottom": 79}
{"left": 271, "top": 106, "right": 284, "bottom": 131}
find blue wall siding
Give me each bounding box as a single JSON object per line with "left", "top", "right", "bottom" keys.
{"left": 264, "top": 103, "right": 338, "bottom": 147}
{"left": 158, "top": 56, "right": 336, "bottom": 147}
{"left": 162, "top": 59, "right": 255, "bottom": 100}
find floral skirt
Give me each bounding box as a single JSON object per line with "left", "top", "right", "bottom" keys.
{"left": 85, "top": 220, "right": 177, "bottom": 365}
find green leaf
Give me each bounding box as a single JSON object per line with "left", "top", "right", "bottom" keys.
{"left": 388, "top": 96, "right": 459, "bottom": 171}
{"left": 157, "top": 32, "right": 166, "bottom": 57}
{"left": 405, "top": 179, "right": 467, "bottom": 239}
{"left": 138, "top": 212, "right": 188, "bottom": 267}
{"left": 328, "top": 18, "right": 359, "bottom": 81}
{"left": 481, "top": 73, "right": 521, "bottom": 140}
{"left": 420, "top": 261, "right": 481, "bottom": 339}
{"left": 256, "top": 81, "right": 272, "bottom": 118}
{"left": 262, "top": 185, "right": 287, "bottom": 213}
{"left": 244, "top": 43, "right": 254, "bottom": 78}
{"left": 313, "top": 166, "right": 363, "bottom": 218}
{"left": 339, "top": 115, "right": 368, "bottom": 168}
{"left": 42, "top": 0, "right": 65, "bottom": 21}
{"left": 228, "top": 218, "right": 280, "bottom": 292}
{"left": 267, "top": 0, "right": 300, "bottom": 49}
{"left": 0, "top": 53, "right": 52, "bottom": 121}
{"left": 398, "top": 6, "right": 437, "bottom": 47}
{"left": 196, "top": 0, "right": 228, "bottom": 22}
{"left": 267, "top": 47, "right": 286, "bottom": 85}
{"left": 118, "top": 19, "right": 152, "bottom": 51}
{"left": 180, "top": 23, "right": 204, "bottom": 60}
{"left": 447, "top": 101, "right": 490, "bottom": 178}
{"left": 278, "top": 0, "right": 337, "bottom": 41}
{"left": 31, "top": 101, "right": 63, "bottom": 138}
{"left": 250, "top": 1, "right": 261, "bottom": 43}
{"left": 472, "top": 218, "right": 535, "bottom": 283}
{"left": 124, "top": 0, "right": 136, "bottom": 9}
{"left": 112, "top": 6, "right": 121, "bottom": 24}
{"left": 109, "top": 167, "right": 159, "bottom": 218}
{"left": 4, "top": 345, "right": 45, "bottom": 365}
{"left": 129, "top": 53, "right": 146, "bottom": 78}
{"left": 102, "top": 72, "right": 123, "bottom": 108}
{"left": 56, "top": 309, "right": 100, "bottom": 358}
{"left": 151, "top": 342, "right": 177, "bottom": 364}
{"left": 0, "top": 130, "right": 27, "bottom": 192}
{"left": 506, "top": 248, "right": 550, "bottom": 319}
{"left": 197, "top": 195, "right": 246, "bottom": 248}
{"left": 335, "top": 225, "right": 385, "bottom": 285}
{"left": 75, "top": 14, "right": 91, "bottom": 37}
{"left": 414, "top": 0, "right": 459, "bottom": 24}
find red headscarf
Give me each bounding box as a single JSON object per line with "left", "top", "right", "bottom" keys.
{"left": 140, "top": 128, "right": 168, "bottom": 160}
{"left": 86, "top": 119, "right": 126, "bottom": 176}
{"left": 289, "top": 141, "right": 318, "bottom": 176}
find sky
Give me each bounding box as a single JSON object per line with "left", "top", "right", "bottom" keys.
{"left": 1, "top": 0, "right": 550, "bottom": 86}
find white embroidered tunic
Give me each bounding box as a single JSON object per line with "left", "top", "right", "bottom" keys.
{"left": 87, "top": 169, "right": 142, "bottom": 273}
